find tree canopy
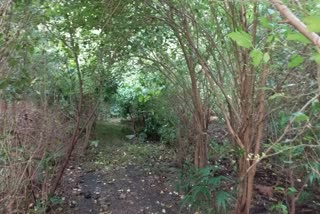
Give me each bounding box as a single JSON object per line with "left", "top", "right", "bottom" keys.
{"left": 1, "top": 0, "right": 320, "bottom": 213}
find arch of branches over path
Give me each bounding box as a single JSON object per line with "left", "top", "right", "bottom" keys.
{"left": 142, "top": 0, "right": 320, "bottom": 214}
{"left": 1, "top": 0, "right": 320, "bottom": 214}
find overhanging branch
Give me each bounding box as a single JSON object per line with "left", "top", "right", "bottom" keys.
{"left": 270, "top": 0, "right": 320, "bottom": 48}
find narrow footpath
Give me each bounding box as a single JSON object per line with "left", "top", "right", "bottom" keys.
{"left": 53, "top": 120, "right": 192, "bottom": 214}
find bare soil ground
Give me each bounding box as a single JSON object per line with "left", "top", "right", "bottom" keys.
{"left": 52, "top": 120, "right": 192, "bottom": 214}
{"left": 51, "top": 120, "right": 320, "bottom": 214}
{"left": 54, "top": 162, "right": 191, "bottom": 214}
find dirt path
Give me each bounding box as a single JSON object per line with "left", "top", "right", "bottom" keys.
{"left": 51, "top": 120, "right": 320, "bottom": 214}
{"left": 56, "top": 163, "right": 188, "bottom": 214}
{"left": 53, "top": 121, "right": 192, "bottom": 214}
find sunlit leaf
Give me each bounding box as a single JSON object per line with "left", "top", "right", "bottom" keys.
{"left": 303, "top": 16, "right": 320, "bottom": 32}
{"left": 250, "top": 49, "right": 263, "bottom": 67}
{"left": 288, "top": 55, "right": 304, "bottom": 68}
{"left": 263, "top": 53, "right": 270, "bottom": 63}
{"left": 266, "top": 35, "right": 275, "bottom": 43}
{"left": 292, "top": 112, "right": 309, "bottom": 123}
{"left": 138, "top": 95, "right": 144, "bottom": 103}
{"left": 227, "top": 31, "right": 252, "bottom": 48}
{"left": 287, "top": 33, "right": 310, "bottom": 44}
{"left": 260, "top": 17, "right": 271, "bottom": 29}
{"left": 311, "top": 53, "right": 320, "bottom": 64}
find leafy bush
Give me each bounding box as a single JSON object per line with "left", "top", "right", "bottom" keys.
{"left": 176, "top": 164, "right": 234, "bottom": 213}
{"left": 270, "top": 202, "right": 288, "bottom": 214}
{"left": 158, "top": 122, "right": 176, "bottom": 145}
{"left": 111, "top": 67, "right": 176, "bottom": 142}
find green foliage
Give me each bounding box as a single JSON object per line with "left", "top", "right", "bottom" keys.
{"left": 111, "top": 62, "right": 174, "bottom": 141}
{"left": 306, "top": 162, "right": 320, "bottom": 184}
{"left": 250, "top": 49, "right": 263, "bottom": 67}
{"left": 270, "top": 202, "right": 288, "bottom": 214}
{"left": 263, "top": 52, "right": 271, "bottom": 63}
{"left": 288, "top": 55, "right": 304, "bottom": 68}
{"left": 297, "top": 191, "right": 312, "bottom": 203}
{"left": 228, "top": 31, "right": 252, "bottom": 48}
{"left": 209, "top": 139, "right": 237, "bottom": 162}
{"left": 303, "top": 16, "right": 320, "bottom": 32}
{"left": 3, "top": 0, "right": 320, "bottom": 213}
{"left": 311, "top": 53, "right": 320, "bottom": 64}
{"left": 291, "top": 112, "right": 309, "bottom": 123}
{"left": 287, "top": 33, "right": 311, "bottom": 44}
{"left": 32, "top": 195, "right": 63, "bottom": 214}
{"left": 177, "top": 164, "right": 234, "bottom": 213}
{"left": 158, "top": 122, "right": 177, "bottom": 145}
{"left": 87, "top": 121, "right": 170, "bottom": 170}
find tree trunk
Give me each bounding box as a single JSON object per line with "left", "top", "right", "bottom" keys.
{"left": 83, "top": 113, "right": 97, "bottom": 151}
{"left": 194, "top": 131, "right": 208, "bottom": 168}
{"left": 236, "top": 155, "right": 256, "bottom": 214}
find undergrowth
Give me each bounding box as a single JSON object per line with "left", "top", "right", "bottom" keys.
{"left": 176, "top": 163, "right": 235, "bottom": 214}
{"left": 84, "top": 121, "right": 172, "bottom": 170}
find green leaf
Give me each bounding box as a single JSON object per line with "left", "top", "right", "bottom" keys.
{"left": 266, "top": 35, "right": 275, "bottom": 43}
{"left": 228, "top": 31, "right": 252, "bottom": 48}
{"left": 288, "top": 55, "right": 304, "bottom": 68}
{"left": 250, "top": 49, "right": 263, "bottom": 67}
{"left": 271, "top": 202, "right": 288, "bottom": 213}
{"left": 208, "top": 176, "right": 222, "bottom": 187}
{"left": 0, "top": 79, "right": 8, "bottom": 90}
{"left": 263, "top": 53, "right": 270, "bottom": 63}
{"left": 138, "top": 95, "right": 144, "bottom": 103}
{"left": 287, "top": 33, "right": 311, "bottom": 44}
{"left": 268, "top": 93, "right": 285, "bottom": 100}
{"left": 303, "top": 16, "right": 320, "bottom": 32}
{"left": 311, "top": 100, "right": 320, "bottom": 112}
{"left": 216, "top": 191, "right": 232, "bottom": 212}
{"left": 292, "top": 112, "right": 309, "bottom": 123}
{"left": 311, "top": 53, "right": 320, "bottom": 64}
{"left": 50, "top": 196, "right": 63, "bottom": 205}
{"left": 292, "top": 146, "right": 304, "bottom": 156}
{"left": 260, "top": 17, "right": 271, "bottom": 29}
{"left": 274, "top": 186, "right": 285, "bottom": 192}
{"left": 180, "top": 195, "right": 191, "bottom": 208}
{"left": 288, "top": 187, "right": 298, "bottom": 196}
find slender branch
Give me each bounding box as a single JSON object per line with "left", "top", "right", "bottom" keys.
{"left": 50, "top": 101, "right": 100, "bottom": 194}
{"left": 269, "top": 0, "right": 320, "bottom": 48}
{"left": 246, "top": 92, "right": 320, "bottom": 174}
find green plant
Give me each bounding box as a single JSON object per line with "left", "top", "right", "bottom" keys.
{"left": 32, "top": 195, "right": 63, "bottom": 214}
{"left": 270, "top": 202, "right": 288, "bottom": 214}
{"left": 177, "top": 164, "right": 234, "bottom": 213}
{"left": 158, "top": 122, "right": 176, "bottom": 146}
